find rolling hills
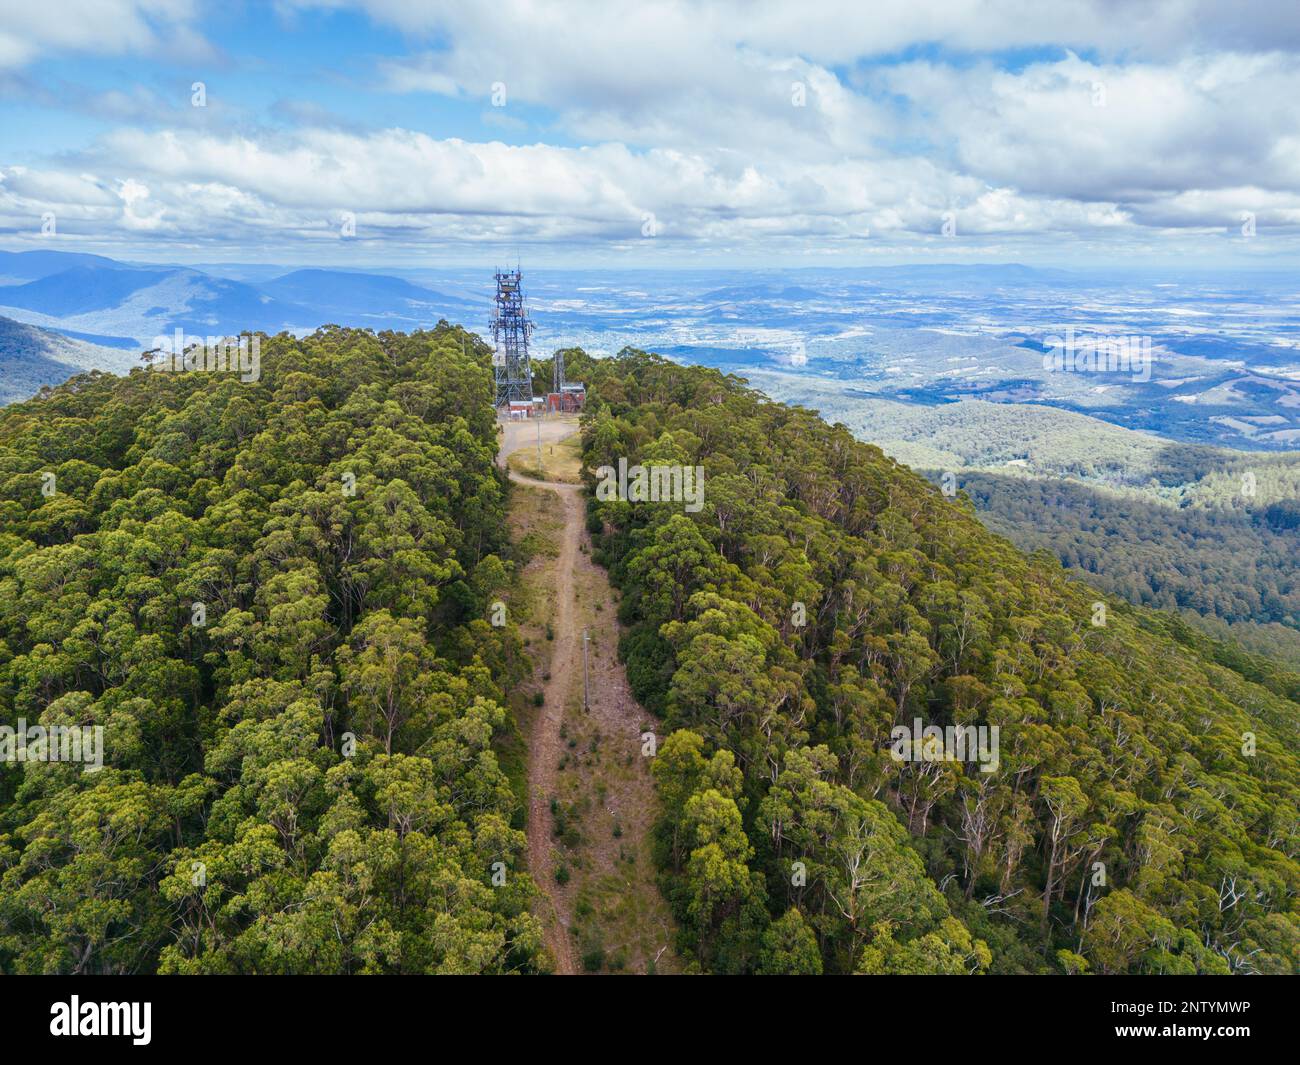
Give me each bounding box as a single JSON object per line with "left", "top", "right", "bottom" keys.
{"left": 0, "top": 315, "right": 138, "bottom": 405}
{"left": 740, "top": 383, "right": 1300, "bottom": 666}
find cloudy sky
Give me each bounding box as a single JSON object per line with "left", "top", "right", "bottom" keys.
{"left": 2, "top": 0, "right": 1299, "bottom": 267}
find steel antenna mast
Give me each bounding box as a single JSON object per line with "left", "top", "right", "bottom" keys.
{"left": 491, "top": 267, "right": 535, "bottom": 407}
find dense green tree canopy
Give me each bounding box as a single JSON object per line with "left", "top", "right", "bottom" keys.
{"left": 4, "top": 332, "right": 1297, "bottom": 977}
{"left": 583, "top": 349, "right": 1300, "bottom": 975}
{"left": 0, "top": 325, "right": 542, "bottom": 974}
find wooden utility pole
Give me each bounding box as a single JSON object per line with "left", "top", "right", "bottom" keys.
{"left": 582, "top": 629, "right": 590, "bottom": 711}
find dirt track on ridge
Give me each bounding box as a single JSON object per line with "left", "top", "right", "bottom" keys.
{"left": 498, "top": 416, "right": 677, "bottom": 975}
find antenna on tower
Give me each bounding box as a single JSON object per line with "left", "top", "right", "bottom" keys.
{"left": 491, "top": 265, "right": 534, "bottom": 408}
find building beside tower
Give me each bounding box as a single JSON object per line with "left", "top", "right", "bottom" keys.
{"left": 546, "top": 344, "right": 585, "bottom": 413}
{"left": 491, "top": 267, "right": 583, "bottom": 416}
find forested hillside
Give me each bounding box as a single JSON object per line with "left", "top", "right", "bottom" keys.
{"left": 0, "top": 314, "right": 137, "bottom": 405}
{"left": 3, "top": 332, "right": 1298, "bottom": 977}
{"left": 808, "top": 395, "right": 1300, "bottom": 665}
{"left": 581, "top": 351, "right": 1300, "bottom": 974}
{"left": 954, "top": 473, "right": 1300, "bottom": 656}
{"left": 0, "top": 326, "right": 543, "bottom": 974}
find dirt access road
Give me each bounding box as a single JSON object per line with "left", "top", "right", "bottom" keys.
{"left": 497, "top": 415, "right": 677, "bottom": 975}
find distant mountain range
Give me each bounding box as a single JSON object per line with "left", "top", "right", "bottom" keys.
{"left": 0, "top": 251, "right": 483, "bottom": 355}
{"left": 0, "top": 249, "right": 126, "bottom": 281}
{"left": 258, "top": 269, "right": 472, "bottom": 320}
{"left": 0, "top": 250, "right": 497, "bottom": 405}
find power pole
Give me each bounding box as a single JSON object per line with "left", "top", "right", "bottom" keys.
{"left": 582, "top": 629, "right": 590, "bottom": 711}
{"left": 536, "top": 402, "right": 543, "bottom": 472}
